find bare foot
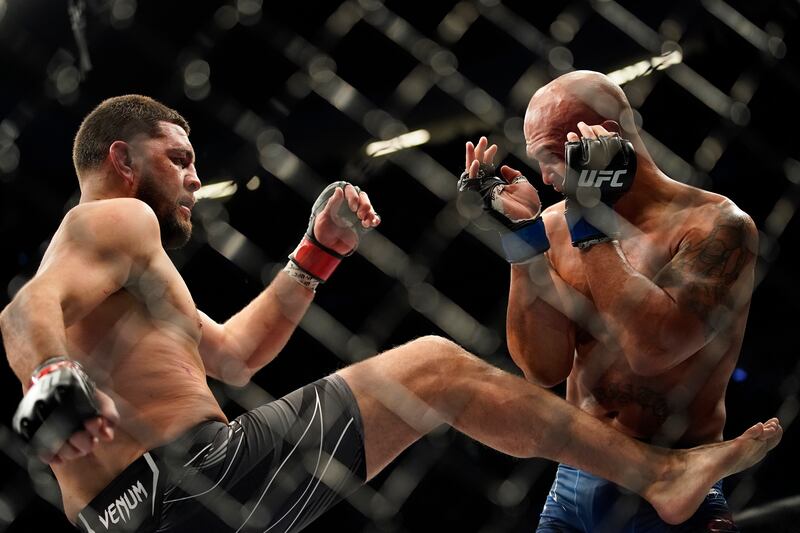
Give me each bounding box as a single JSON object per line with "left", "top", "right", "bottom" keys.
{"left": 645, "top": 418, "right": 782, "bottom": 525}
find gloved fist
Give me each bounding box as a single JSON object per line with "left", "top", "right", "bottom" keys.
{"left": 459, "top": 137, "right": 549, "bottom": 263}
{"left": 563, "top": 123, "right": 636, "bottom": 248}
{"left": 13, "top": 357, "right": 117, "bottom": 463}
{"left": 289, "top": 181, "right": 380, "bottom": 282}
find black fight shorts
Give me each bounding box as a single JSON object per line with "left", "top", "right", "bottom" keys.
{"left": 75, "top": 374, "right": 366, "bottom": 533}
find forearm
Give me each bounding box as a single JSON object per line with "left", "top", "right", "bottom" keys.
{"left": 1, "top": 285, "right": 70, "bottom": 388}
{"left": 508, "top": 259, "right": 576, "bottom": 386}
{"left": 222, "top": 270, "right": 314, "bottom": 372}
{"left": 580, "top": 242, "right": 705, "bottom": 372}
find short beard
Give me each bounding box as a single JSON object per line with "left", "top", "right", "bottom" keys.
{"left": 135, "top": 175, "right": 191, "bottom": 249}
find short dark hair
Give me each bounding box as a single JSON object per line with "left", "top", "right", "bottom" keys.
{"left": 72, "top": 95, "right": 190, "bottom": 175}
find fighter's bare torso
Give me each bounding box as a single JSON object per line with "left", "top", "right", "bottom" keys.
{"left": 41, "top": 200, "right": 225, "bottom": 521}
{"left": 540, "top": 182, "right": 752, "bottom": 446}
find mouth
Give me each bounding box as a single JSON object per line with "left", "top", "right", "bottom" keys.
{"left": 178, "top": 198, "right": 195, "bottom": 217}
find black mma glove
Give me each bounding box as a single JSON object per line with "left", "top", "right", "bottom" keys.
{"left": 289, "top": 181, "right": 369, "bottom": 282}
{"left": 563, "top": 134, "right": 636, "bottom": 248}
{"left": 458, "top": 162, "right": 550, "bottom": 263}
{"left": 13, "top": 357, "right": 100, "bottom": 458}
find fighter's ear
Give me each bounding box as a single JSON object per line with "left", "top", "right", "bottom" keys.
{"left": 109, "top": 141, "right": 135, "bottom": 185}
{"left": 602, "top": 120, "right": 621, "bottom": 134}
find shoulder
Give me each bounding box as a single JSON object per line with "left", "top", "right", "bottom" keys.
{"left": 681, "top": 192, "right": 757, "bottom": 245}
{"left": 60, "top": 199, "right": 162, "bottom": 256}
{"left": 665, "top": 192, "right": 759, "bottom": 269}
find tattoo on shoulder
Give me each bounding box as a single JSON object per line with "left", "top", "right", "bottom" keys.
{"left": 655, "top": 206, "right": 754, "bottom": 336}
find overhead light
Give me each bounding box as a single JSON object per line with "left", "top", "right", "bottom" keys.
{"left": 607, "top": 49, "right": 683, "bottom": 85}
{"left": 366, "top": 129, "right": 431, "bottom": 157}
{"left": 196, "top": 180, "right": 238, "bottom": 200}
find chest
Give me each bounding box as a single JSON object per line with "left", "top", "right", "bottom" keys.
{"left": 546, "top": 216, "right": 678, "bottom": 298}
{"left": 67, "top": 261, "right": 201, "bottom": 360}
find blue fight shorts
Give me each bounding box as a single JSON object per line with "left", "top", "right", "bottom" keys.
{"left": 537, "top": 464, "right": 738, "bottom": 533}
{"left": 75, "top": 374, "right": 366, "bottom": 533}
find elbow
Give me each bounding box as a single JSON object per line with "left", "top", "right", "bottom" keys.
{"left": 508, "top": 345, "right": 571, "bottom": 388}
{"left": 216, "top": 358, "right": 255, "bottom": 387}
{"left": 625, "top": 344, "right": 681, "bottom": 377}
{"left": 224, "top": 373, "right": 252, "bottom": 388}
{"left": 0, "top": 303, "right": 9, "bottom": 332}
{"left": 525, "top": 368, "right": 568, "bottom": 388}
{"left": 625, "top": 320, "right": 707, "bottom": 377}
{"left": 0, "top": 305, "right": 10, "bottom": 350}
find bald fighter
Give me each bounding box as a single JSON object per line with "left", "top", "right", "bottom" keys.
{"left": 2, "top": 95, "right": 780, "bottom": 533}
{"left": 462, "top": 71, "right": 764, "bottom": 531}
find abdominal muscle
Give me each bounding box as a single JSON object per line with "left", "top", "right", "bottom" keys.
{"left": 567, "top": 339, "right": 730, "bottom": 448}
{"left": 55, "top": 295, "right": 227, "bottom": 522}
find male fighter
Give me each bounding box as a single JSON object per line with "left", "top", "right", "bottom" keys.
{"left": 2, "top": 95, "right": 780, "bottom": 533}
{"left": 462, "top": 70, "right": 763, "bottom": 531}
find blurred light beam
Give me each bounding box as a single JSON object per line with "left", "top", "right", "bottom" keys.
{"left": 366, "top": 129, "right": 431, "bottom": 157}
{"left": 607, "top": 49, "right": 683, "bottom": 85}
{"left": 196, "top": 180, "right": 238, "bottom": 200}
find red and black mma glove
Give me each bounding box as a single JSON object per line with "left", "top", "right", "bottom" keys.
{"left": 12, "top": 357, "right": 100, "bottom": 458}
{"left": 289, "top": 181, "right": 367, "bottom": 283}
{"left": 458, "top": 163, "right": 550, "bottom": 263}
{"left": 563, "top": 134, "right": 636, "bottom": 248}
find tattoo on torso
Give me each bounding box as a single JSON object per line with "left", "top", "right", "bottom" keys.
{"left": 591, "top": 383, "right": 669, "bottom": 425}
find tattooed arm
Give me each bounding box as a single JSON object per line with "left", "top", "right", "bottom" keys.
{"left": 578, "top": 203, "right": 757, "bottom": 376}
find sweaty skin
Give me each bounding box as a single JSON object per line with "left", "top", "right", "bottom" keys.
{"left": 2, "top": 109, "right": 780, "bottom": 530}
{"left": 44, "top": 199, "right": 225, "bottom": 519}
{"left": 1, "top": 121, "right": 380, "bottom": 521}
{"left": 509, "top": 70, "right": 757, "bottom": 446}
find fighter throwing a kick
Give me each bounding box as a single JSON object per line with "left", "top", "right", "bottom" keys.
{"left": 2, "top": 94, "right": 781, "bottom": 533}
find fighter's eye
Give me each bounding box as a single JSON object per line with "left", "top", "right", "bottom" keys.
{"left": 172, "top": 157, "right": 187, "bottom": 169}
{"left": 543, "top": 153, "right": 562, "bottom": 165}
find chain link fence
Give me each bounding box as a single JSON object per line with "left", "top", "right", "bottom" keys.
{"left": 0, "top": 0, "right": 798, "bottom": 531}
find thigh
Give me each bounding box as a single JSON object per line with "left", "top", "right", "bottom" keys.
{"left": 335, "top": 336, "right": 456, "bottom": 480}
{"left": 160, "top": 375, "right": 367, "bottom": 533}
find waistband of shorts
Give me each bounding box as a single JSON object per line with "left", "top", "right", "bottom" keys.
{"left": 75, "top": 419, "right": 228, "bottom": 532}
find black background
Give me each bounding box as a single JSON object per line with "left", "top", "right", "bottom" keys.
{"left": 1, "top": 0, "right": 799, "bottom": 531}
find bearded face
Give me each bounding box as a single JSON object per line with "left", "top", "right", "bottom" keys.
{"left": 129, "top": 122, "right": 199, "bottom": 249}
{"left": 135, "top": 168, "right": 193, "bottom": 249}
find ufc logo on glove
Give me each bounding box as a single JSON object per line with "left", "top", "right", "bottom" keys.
{"left": 563, "top": 134, "right": 637, "bottom": 248}
{"left": 577, "top": 169, "right": 628, "bottom": 188}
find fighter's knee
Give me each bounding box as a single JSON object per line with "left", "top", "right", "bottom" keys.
{"left": 403, "top": 335, "right": 477, "bottom": 377}
{"left": 410, "top": 334, "right": 459, "bottom": 353}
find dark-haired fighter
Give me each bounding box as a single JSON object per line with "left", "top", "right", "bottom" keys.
{"left": 464, "top": 71, "right": 764, "bottom": 532}
{"left": 2, "top": 94, "right": 779, "bottom": 533}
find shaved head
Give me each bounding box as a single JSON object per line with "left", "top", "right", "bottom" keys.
{"left": 524, "top": 71, "right": 640, "bottom": 159}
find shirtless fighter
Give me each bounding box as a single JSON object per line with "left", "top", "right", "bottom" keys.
{"left": 461, "top": 70, "right": 765, "bottom": 531}
{"left": 2, "top": 95, "right": 780, "bottom": 533}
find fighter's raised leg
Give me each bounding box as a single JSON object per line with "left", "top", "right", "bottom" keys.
{"left": 337, "top": 335, "right": 781, "bottom": 525}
